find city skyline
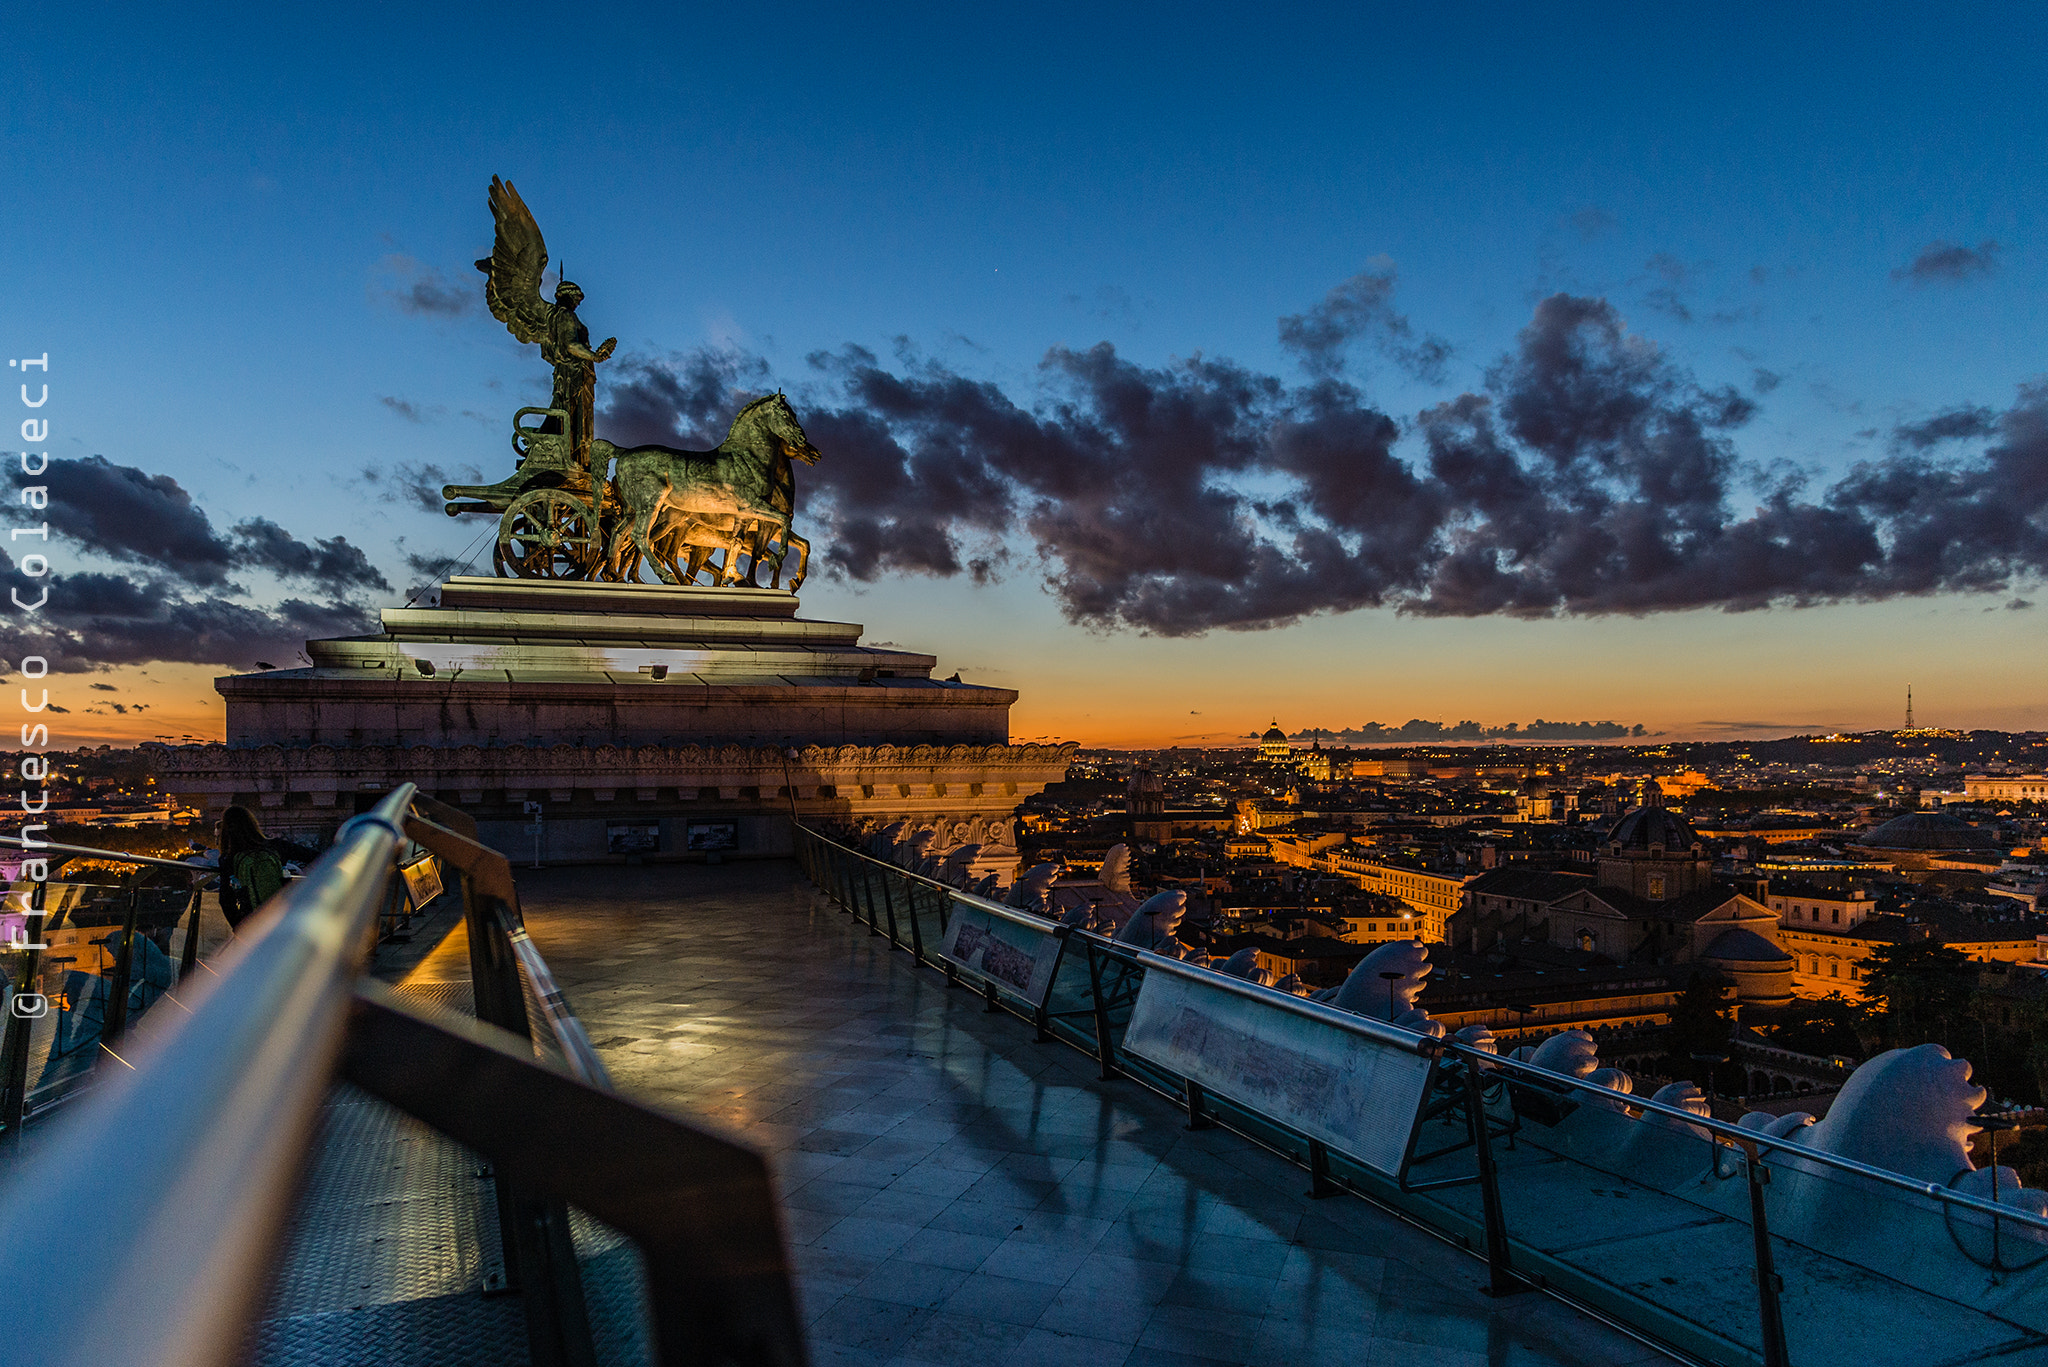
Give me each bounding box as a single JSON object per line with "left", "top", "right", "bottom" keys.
{"left": 10, "top": 6, "right": 2047, "bottom": 747}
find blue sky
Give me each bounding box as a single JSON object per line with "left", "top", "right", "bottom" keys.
{"left": 6, "top": 4, "right": 2044, "bottom": 744}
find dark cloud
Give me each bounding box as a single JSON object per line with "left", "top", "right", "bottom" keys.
{"left": 364, "top": 461, "right": 483, "bottom": 514}
{"left": 1293, "top": 719, "right": 1645, "bottom": 742}
{"left": 1751, "top": 368, "right": 1783, "bottom": 394}
{"left": 404, "top": 550, "right": 460, "bottom": 579}
{"left": 36, "top": 456, "right": 239, "bottom": 585}
{"left": 1894, "top": 406, "right": 1998, "bottom": 449}
{"left": 24, "top": 457, "right": 389, "bottom": 595}
{"left": 373, "top": 254, "right": 475, "bottom": 317}
{"left": 381, "top": 396, "right": 432, "bottom": 423}
{"left": 231, "top": 519, "right": 391, "bottom": 593}
{"left": 0, "top": 459, "right": 389, "bottom": 672}
{"left": 742, "top": 291, "right": 2045, "bottom": 633}
{"left": 0, "top": 560, "right": 375, "bottom": 675}
{"left": 1278, "top": 266, "right": 1453, "bottom": 383}
{"left": 1893, "top": 239, "right": 2000, "bottom": 285}
{"left": 600, "top": 346, "right": 774, "bottom": 448}
{"left": 89, "top": 682, "right": 116, "bottom": 691}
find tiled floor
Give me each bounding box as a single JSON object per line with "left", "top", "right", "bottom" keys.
{"left": 516, "top": 861, "right": 1673, "bottom": 1367}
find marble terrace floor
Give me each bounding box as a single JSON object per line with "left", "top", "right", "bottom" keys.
{"left": 509, "top": 861, "right": 1674, "bottom": 1367}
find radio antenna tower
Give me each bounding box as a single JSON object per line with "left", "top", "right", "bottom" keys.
{"left": 1906, "top": 684, "right": 1914, "bottom": 730}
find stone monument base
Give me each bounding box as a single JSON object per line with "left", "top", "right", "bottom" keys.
{"left": 157, "top": 577, "right": 1071, "bottom": 882}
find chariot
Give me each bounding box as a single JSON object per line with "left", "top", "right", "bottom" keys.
{"left": 442, "top": 408, "right": 613, "bottom": 579}
{"left": 442, "top": 404, "right": 814, "bottom": 588}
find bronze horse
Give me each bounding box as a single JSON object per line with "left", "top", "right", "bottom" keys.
{"left": 596, "top": 393, "right": 818, "bottom": 588}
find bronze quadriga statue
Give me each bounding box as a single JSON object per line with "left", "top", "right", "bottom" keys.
{"left": 442, "top": 407, "right": 609, "bottom": 579}
{"left": 442, "top": 176, "right": 818, "bottom": 588}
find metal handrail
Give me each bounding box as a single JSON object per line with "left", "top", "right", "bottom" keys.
{"left": 1435, "top": 1034, "right": 2048, "bottom": 1228}
{"left": 501, "top": 915, "right": 610, "bottom": 1086}
{"left": 800, "top": 821, "right": 2048, "bottom": 1232}
{"left": 0, "top": 784, "right": 416, "bottom": 1367}
{"left": 0, "top": 833, "right": 217, "bottom": 874}
{"left": 947, "top": 884, "right": 1076, "bottom": 932}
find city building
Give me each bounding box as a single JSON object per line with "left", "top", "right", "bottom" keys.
{"left": 1846, "top": 811, "right": 2006, "bottom": 871}
{"left": 1258, "top": 721, "right": 1291, "bottom": 762}
{"left": 1262, "top": 834, "right": 1470, "bottom": 942}
{"left": 1967, "top": 773, "right": 2048, "bottom": 803}
{"left": 1447, "top": 797, "right": 1795, "bottom": 1009}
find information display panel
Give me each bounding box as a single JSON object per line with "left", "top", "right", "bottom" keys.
{"left": 939, "top": 900, "right": 1064, "bottom": 1008}
{"left": 1122, "top": 962, "right": 1437, "bottom": 1176}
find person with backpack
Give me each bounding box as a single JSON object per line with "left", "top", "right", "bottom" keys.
{"left": 216, "top": 806, "right": 320, "bottom": 929}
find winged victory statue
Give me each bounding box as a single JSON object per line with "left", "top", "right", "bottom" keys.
{"left": 473, "top": 175, "right": 616, "bottom": 471}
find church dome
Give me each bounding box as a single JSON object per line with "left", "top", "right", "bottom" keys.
{"left": 1605, "top": 805, "right": 1701, "bottom": 851}
{"left": 1261, "top": 723, "right": 1287, "bottom": 743}
{"left": 1857, "top": 812, "right": 2000, "bottom": 852}
{"left": 1702, "top": 927, "right": 1794, "bottom": 964}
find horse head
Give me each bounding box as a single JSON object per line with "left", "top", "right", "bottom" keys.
{"left": 732, "top": 391, "right": 820, "bottom": 465}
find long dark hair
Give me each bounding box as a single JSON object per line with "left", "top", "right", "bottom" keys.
{"left": 218, "top": 805, "right": 266, "bottom": 874}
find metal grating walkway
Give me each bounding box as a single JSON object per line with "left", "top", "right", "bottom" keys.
{"left": 245, "top": 956, "right": 530, "bottom": 1367}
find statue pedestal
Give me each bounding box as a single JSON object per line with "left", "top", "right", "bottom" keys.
{"left": 157, "top": 578, "right": 1070, "bottom": 879}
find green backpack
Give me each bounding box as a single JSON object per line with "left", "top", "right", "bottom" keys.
{"left": 232, "top": 847, "right": 288, "bottom": 910}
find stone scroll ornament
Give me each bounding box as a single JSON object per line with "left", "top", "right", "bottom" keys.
{"left": 447, "top": 176, "right": 821, "bottom": 588}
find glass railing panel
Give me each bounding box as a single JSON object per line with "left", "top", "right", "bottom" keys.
{"left": 1483, "top": 1093, "right": 1761, "bottom": 1361}
{"left": 790, "top": 832, "right": 2048, "bottom": 1367}
{"left": 906, "top": 880, "right": 947, "bottom": 961}
{"left": 1755, "top": 1141, "right": 2048, "bottom": 1364}
{"left": 1, "top": 883, "right": 217, "bottom": 1117}
{"left": 1040, "top": 930, "right": 1101, "bottom": 1052}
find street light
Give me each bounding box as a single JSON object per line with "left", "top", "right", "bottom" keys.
{"left": 1692, "top": 1051, "right": 1729, "bottom": 1111}
{"left": 1379, "top": 970, "right": 1406, "bottom": 1020}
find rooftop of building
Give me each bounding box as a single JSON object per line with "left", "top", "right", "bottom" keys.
{"left": 1854, "top": 811, "right": 2003, "bottom": 852}
{"left": 487, "top": 862, "right": 1642, "bottom": 1367}
{"left": 1462, "top": 866, "right": 1596, "bottom": 901}
{"left": 1572, "top": 880, "right": 1749, "bottom": 924}
{"left": 1604, "top": 804, "right": 1702, "bottom": 851}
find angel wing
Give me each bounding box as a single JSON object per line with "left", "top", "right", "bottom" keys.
{"left": 473, "top": 175, "right": 551, "bottom": 345}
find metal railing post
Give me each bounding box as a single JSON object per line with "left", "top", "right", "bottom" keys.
{"left": 858, "top": 868, "right": 883, "bottom": 936}
{"left": 101, "top": 885, "right": 142, "bottom": 1045}
{"left": 1085, "top": 939, "right": 1116, "bottom": 1080}
{"left": 904, "top": 881, "right": 926, "bottom": 961}
{"left": 1464, "top": 1059, "right": 1532, "bottom": 1297}
{"left": 1306, "top": 1139, "right": 1339, "bottom": 1199}
{"left": 1184, "top": 1080, "right": 1212, "bottom": 1131}
{"left": 837, "top": 852, "right": 860, "bottom": 921}
{"left": 877, "top": 870, "right": 902, "bottom": 946}
{"left": 177, "top": 883, "right": 204, "bottom": 980}
{"left": 1742, "top": 1144, "right": 1793, "bottom": 1367}
{"left": 0, "top": 881, "right": 45, "bottom": 1147}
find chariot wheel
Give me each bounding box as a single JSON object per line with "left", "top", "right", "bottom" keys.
{"left": 494, "top": 488, "right": 601, "bottom": 579}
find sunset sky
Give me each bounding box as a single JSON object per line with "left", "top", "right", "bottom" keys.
{"left": 7, "top": 5, "right": 2045, "bottom": 748}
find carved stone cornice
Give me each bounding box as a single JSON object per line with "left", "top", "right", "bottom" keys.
{"left": 151, "top": 739, "right": 1077, "bottom": 799}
